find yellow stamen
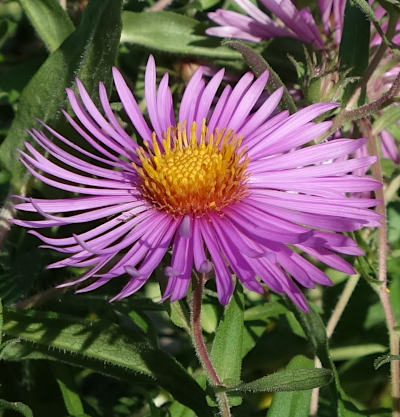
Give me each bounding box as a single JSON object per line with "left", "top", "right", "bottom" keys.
{"left": 133, "top": 120, "right": 249, "bottom": 217}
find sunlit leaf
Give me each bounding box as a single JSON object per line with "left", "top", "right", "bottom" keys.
{"left": 51, "top": 363, "right": 86, "bottom": 417}
{"left": 330, "top": 344, "right": 387, "bottom": 361}
{"left": 210, "top": 287, "right": 244, "bottom": 386}
{"left": 229, "top": 366, "right": 332, "bottom": 392}
{"left": 223, "top": 39, "right": 297, "bottom": 113}
{"left": 267, "top": 355, "right": 315, "bottom": 417}
{"left": 121, "top": 11, "right": 240, "bottom": 60}
{"left": 0, "top": 0, "right": 122, "bottom": 191}
{"left": 0, "top": 398, "right": 33, "bottom": 417}
{"left": 2, "top": 308, "right": 213, "bottom": 417}
{"left": 19, "top": 0, "right": 74, "bottom": 52}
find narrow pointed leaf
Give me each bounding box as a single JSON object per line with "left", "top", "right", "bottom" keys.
{"left": 339, "top": 1, "right": 370, "bottom": 77}
{"left": 2, "top": 309, "right": 212, "bottom": 417}
{"left": 121, "top": 11, "right": 240, "bottom": 59}
{"left": 229, "top": 367, "right": 332, "bottom": 392}
{"left": 331, "top": 344, "right": 387, "bottom": 361}
{"left": 350, "top": 0, "right": 399, "bottom": 52}
{"left": 210, "top": 287, "right": 244, "bottom": 386}
{"left": 19, "top": 0, "right": 74, "bottom": 52}
{"left": 374, "top": 353, "right": 400, "bottom": 369}
{"left": 267, "top": 355, "right": 315, "bottom": 417}
{"left": 373, "top": 106, "right": 400, "bottom": 134}
{"left": 286, "top": 300, "right": 368, "bottom": 417}
{"left": 51, "top": 363, "right": 85, "bottom": 417}
{"left": 0, "top": 0, "right": 122, "bottom": 191}
{"left": 0, "top": 298, "right": 2, "bottom": 345}
{"left": 0, "top": 338, "right": 151, "bottom": 383}
{"left": 0, "top": 399, "right": 33, "bottom": 417}
{"left": 223, "top": 40, "right": 297, "bottom": 113}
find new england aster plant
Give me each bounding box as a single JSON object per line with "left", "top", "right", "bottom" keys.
{"left": 207, "top": 0, "right": 400, "bottom": 163}
{"left": 13, "top": 55, "right": 381, "bottom": 311}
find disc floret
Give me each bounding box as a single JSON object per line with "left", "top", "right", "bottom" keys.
{"left": 134, "top": 121, "right": 249, "bottom": 216}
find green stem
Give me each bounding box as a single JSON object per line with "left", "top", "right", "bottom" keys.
{"left": 326, "top": 275, "right": 360, "bottom": 339}
{"left": 190, "top": 273, "right": 231, "bottom": 417}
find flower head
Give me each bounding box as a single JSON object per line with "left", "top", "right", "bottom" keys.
{"left": 207, "top": 0, "right": 325, "bottom": 46}
{"left": 14, "top": 56, "right": 381, "bottom": 311}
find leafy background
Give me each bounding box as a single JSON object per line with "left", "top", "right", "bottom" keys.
{"left": 0, "top": 0, "right": 399, "bottom": 416}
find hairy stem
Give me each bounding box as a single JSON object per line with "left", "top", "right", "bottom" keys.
{"left": 361, "top": 119, "right": 400, "bottom": 417}
{"left": 317, "top": 71, "right": 400, "bottom": 143}
{"left": 190, "top": 273, "right": 231, "bottom": 417}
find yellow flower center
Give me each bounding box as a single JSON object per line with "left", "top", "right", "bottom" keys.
{"left": 133, "top": 121, "right": 249, "bottom": 217}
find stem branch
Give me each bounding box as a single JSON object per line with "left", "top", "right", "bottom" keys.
{"left": 316, "top": 71, "right": 400, "bottom": 143}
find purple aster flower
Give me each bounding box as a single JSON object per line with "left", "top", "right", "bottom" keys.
{"left": 318, "top": 0, "right": 346, "bottom": 44}
{"left": 13, "top": 56, "right": 381, "bottom": 311}
{"left": 207, "top": 0, "right": 324, "bottom": 46}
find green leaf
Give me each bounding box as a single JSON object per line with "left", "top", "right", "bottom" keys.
{"left": 354, "top": 254, "right": 381, "bottom": 285}
{"left": 267, "top": 355, "right": 315, "bottom": 417}
{"left": 50, "top": 363, "right": 85, "bottom": 417}
{"left": 244, "top": 301, "right": 288, "bottom": 321}
{"left": 350, "top": 0, "right": 398, "bottom": 52}
{"left": 229, "top": 367, "right": 332, "bottom": 393}
{"left": 0, "top": 0, "right": 123, "bottom": 191}
{"left": 0, "top": 18, "right": 17, "bottom": 50}
{"left": 194, "top": 0, "right": 220, "bottom": 10}
{"left": 169, "top": 300, "right": 191, "bottom": 333}
{"left": 286, "top": 301, "right": 367, "bottom": 417}
{"left": 168, "top": 400, "right": 194, "bottom": 417}
{"left": 223, "top": 40, "right": 297, "bottom": 113}
{"left": 388, "top": 194, "right": 400, "bottom": 237}
{"left": 374, "top": 353, "right": 400, "bottom": 370}
{"left": 330, "top": 344, "right": 387, "bottom": 361}
{"left": 210, "top": 287, "right": 244, "bottom": 386}
{"left": 0, "top": 338, "right": 149, "bottom": 381}
{"left": 373, "top": 106, "right": 400, "bottom": 135}
{"left": 0, "top": 398, "right": 33, "bottom": 417}
{"left": 121, "top": 11, "right": 240, "bottom": 60}
{"left": 339, "top": 0, "right": 370, "bottom": 77}
{"left": 201, "top": 302, "right": 219, "bottom": 334}
{"left": 381, "top": 158, "right": 399, "bottom": 178}
{"left": 0, "top": 1, "right": 23, "bottom": 21}
{"left": 2, "top": 308, "right": 213, "bottom": 417}
{"left": 0, "top": 298, "right": 2, "bottom": 345}
{"left": 19, "top": 0, "right": 74, "bottom": 52}
{"left": 337, "top": 399, "right": 371, "bottom": 417}
{"left": 286, "top": 303, "right": 330, "bottom": 367}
